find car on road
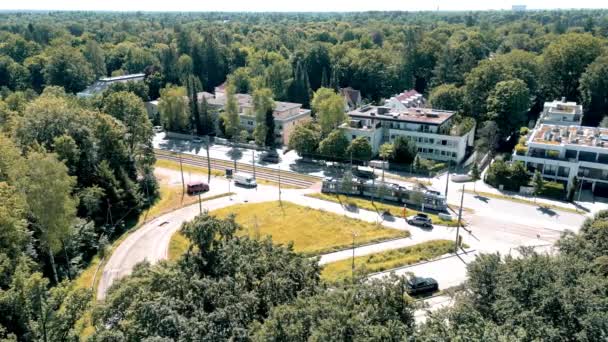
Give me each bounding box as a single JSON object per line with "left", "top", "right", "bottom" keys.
{"left": 260, "top": 151, "right": 280, "bottom": 163}
{"left": 406, "top": 276, "right": 439, "bottom": 296}
{"left": 407, "top": 213, "right": 433, "bottom": 228}
{"left": 192, "top": 136, "right": 204, "bottom": 143}
{"left": 187, "top": 181, "right": 209, "bottom": 195}
{"left": 234, "top": 172, "right": 257, "bottom": 187}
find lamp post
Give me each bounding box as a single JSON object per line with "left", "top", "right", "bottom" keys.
{"left": 351, "top": 231, "right": 358, "bottom": 282}
{"left": 455, "top": 184, "right": 465, "bottom": 254}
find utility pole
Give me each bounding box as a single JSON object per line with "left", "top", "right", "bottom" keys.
{"left": 198, "top": 191, "right": 202, "bottom": 214}
{"left": 205, "top": 136, "right": 211, "bottom": 184}
{"left": 252, "top": 150, "right": 256, "bottom": 179}
{"left": 179, "top": 152, "right": 185, "bottom": 197}
{"left": 278, "top": 165, "right": 282, "bottom": 203}
{"left": 351, "top": 231, "right": 358, "bottom": 282}
{"left": 455, "top": 183, "right": 465, "bottom": 254}
{"left": 445, "top": 163, "right": 450, "bottom": 197}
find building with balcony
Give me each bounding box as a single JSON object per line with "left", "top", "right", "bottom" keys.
{"left": 341, "top": 105, "right": 475, "bottom": 164}
{"left": 77, "top": 73, "right": 146, "bottom": 98}
{"left": 538, "top": 98, "right": 583, "bottom": 127}
{"left": 512, "top": 124, "right": 608, "bottom": 197}
{"left": 384, "top": 89, "right": 425, "bottom": 111}
{"left": 198, "top": 91, "right": 311, "bottom": 146}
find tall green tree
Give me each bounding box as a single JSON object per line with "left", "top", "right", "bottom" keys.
{"left": 347, "top": 137, "right": 372, "bottom": 163}
{"left": 312, "top": 87, "right": 346, "bottom": 136}
{"left": 44, "top": 47, "right": 94, "bottom": 93}
{"left": 83, "top": 40, "right": 106, "bottom": 78}
{"left": 318, "top": 129, "right": 349, "bottom": 159}
{"left": 222, "top": 84, "right": 240, "bottom": 139}
{"left": 288, "top": 124, "right": 320, "bottom": 156}
{"left": 252, "top": 88, "right": 275, "bottom": 147}
{"left": 429, "top": 84, "right": 465, "bottom": 111}
{"left": 579, "top": 55, "right": 608, "bottom": 126}
{"left": 486, "top": 79, "right": 531, "bottom": 140}
{"left": 158, "top": 86, "right": 189, "bottom": 132}
{"left": 21, "top": 151, "right": 77, "bottom": 283}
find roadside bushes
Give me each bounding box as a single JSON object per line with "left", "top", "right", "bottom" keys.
{"left": 485, "top": 160, "right": 530, "bottom": 191}
{"left": 539, "top": 181, "right": 565, "bottom": 199}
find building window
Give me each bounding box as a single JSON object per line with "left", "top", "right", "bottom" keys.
{"left": 352, "top": 135, "right": 356, "bottom": 140}
{"left": 441, "top": 140, "right": 447, "bottom": 145}
{"left": 247, "top": 120, "right": 254, "bottom": 125}
{"left": 428, "top": 149, "right": 434, "bottom": 153}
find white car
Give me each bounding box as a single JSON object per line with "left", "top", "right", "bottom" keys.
{"left": 192, "top": 136, "right": 203, "bottom": 143}
{"left": 233, "top": 172, "right": 257, "bottom": 187}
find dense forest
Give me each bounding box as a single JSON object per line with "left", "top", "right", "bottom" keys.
{"left": 1, "top": 10, "right": 608, "bottom": 341}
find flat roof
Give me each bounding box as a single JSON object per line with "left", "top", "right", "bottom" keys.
{"left": 100, "top": 73, "right": 145, "bottom": 82}
{"left": 531, "top": 124, "right": 608, "bottom": 149}
{"left": 195, "top": 92, "right": 307, "bottom": 120}
{"left": 348, "top": 105, "right": 454, "bottom": 125}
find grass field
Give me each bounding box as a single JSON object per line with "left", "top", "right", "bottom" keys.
{"left": 307, "top": 192, "right": 458, "bottom": 227}
{"left": 462, "top": 189, "right": 582, "bottom": 214}
{"left": 168, "top": 201, "right": 410, "bottom": 259}
{"left": 321, "top": 239, "right": 457, "bottom": 283}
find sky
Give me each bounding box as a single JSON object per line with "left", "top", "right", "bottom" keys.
{"left": 0, "top": 0, "right": 606, "bottom": 12}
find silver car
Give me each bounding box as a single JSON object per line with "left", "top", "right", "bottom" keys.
{"left": 407, "top": 213, "right": 433, "bottom": 228}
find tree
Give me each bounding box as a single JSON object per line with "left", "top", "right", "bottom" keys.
{"left": 288, "top": 60, "right": 311, "bottom": 108}
{"left": 199, "top": 95, "right": 214, "bottom": 135}
{"left": 288, "top": 124, "right": 319, "bottom": 156}
{"left": 20, "top": 151, "right": 77, "bottom": 283}
{"left": 103, "top": 91, "right": 153, "bottom": 160}
{"left": 186, "top": 75, "right": 202, "bottom": 134}
{"left": 347, "top": 137, "right": 372, "bottom": 163}
{"left": 542, "top": 33, "right": 602, "bottom": 101}
{"left": 392, "top": 136, "right": 417, "bottom": 164}
{"left": 158, "top": 86, "right": 189, "bottom": 132}
{"left": 532, "top": 170, "right": 545, "bottom": 203}
{"left": 475, "top": 121, "right": 499, "bottom": 157}
{"left": 83, "top": 40, "right": 106, "bottom": 78}
{"left": 229, "top": 67, "right": 252, "bottom": 94}
{"left": 579, "top": 55, "right": 608, "bottom": 126}
{"left": 486, "top": 79, "right": 531, "bottom": 140}
{"left": 44, "top": 47, "right": 94, "bottom": 93}
{"left": 412, "top": 154, "right": 422, "bottom": 173}
{"left": 223, "top": 84, "right": 240, "bottom": 139}
{"left": 318, "top": 129, "right": 349, "bottom": 159}
{"left": 470, "top": 162, "right": 481, "bottom": 192}
{"left": 177, "top": 54, "right": 193, "bottom": 83}
{"left": 601, "top": 115, "right": 608, "bottom": 128}
{"left": 429, "top": 84, "right": 465, "bottom": 111}
{"left": 252, "top": 88, "right": 275, "bottom": 147}
{"left": 378, "top": 143, "right": 394, "bottom": 181}
{"left": 312, "top": 87, "right": 346, "bottom": 136}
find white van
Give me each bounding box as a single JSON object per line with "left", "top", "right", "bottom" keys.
{"left": 233, "top": 172, "right": 257, "bottom": 187}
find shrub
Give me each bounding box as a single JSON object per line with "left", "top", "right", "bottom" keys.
{"left": 520, "top": 126, "right": 530, "bottom": 136}
{"left": 485, "top": 160, "right": 530, "bottom": 191}
{"left": 539, "top": 181, "right": 565, "bottom": 199}
{"left": 515, "top": 143, "right": 528, "bottom": 155}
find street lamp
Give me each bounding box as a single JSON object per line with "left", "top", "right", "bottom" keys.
{"left": 351, "top": 231, "right": 359, "bottom": 282}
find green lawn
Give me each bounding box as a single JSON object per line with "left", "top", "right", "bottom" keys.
{"left": 169, "top": 201, "right": 409, "bottom": 259}
{"left": 321, "top": 239, "right": 457, "bottom": 283}
{"left": 307, "top": 192, "right": 458, "bottom": 227}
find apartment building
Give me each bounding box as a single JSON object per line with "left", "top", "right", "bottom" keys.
{"left": 384, "top": 89, "right": 425, "bottom": 111}
{"left": 199, "top": 90, "right": 311, "bottom": 146}
{"left": 538, "top": 98, "right": 583, "bottom": 126}
{"left": 339, "top": 87, "right": 362, "bottom": 111}
{"left": 77, "top": 73, "right": 146, "bottom": 98}
{"left": 341, "top": 105, "right": 475, "bottom": 163}
{"left": 512, "top": 124, "right": 608, "bottom": 197}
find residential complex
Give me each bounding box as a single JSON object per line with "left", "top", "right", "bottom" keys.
{"left": 538, "top": 98, "right": 583, "bottom": 126}
{"left": 341, "top": 105, "right": 475, "bottom": 163}
{"left": 77, "top": 73, "right": 146, "bottom": 98}
{"left": 513, "top": 124, "right": 608, "bottom": 197}
{"left": 199, "top": 87, "right": 311, "bottom": 145}
{"left": 384, "top": 89, "right": 425, "bottom": 111}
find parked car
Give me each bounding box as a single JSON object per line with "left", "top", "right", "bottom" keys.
{"left": 192, "top": 136, "right": 203, "bottom": 143}
{"left": 153, "top": 126, "right": 163, "bottom": 133}
{"left": 234, "top": 172, "right": 257, "bottom": 187}
{"left": 187, "top": 181, "right": 209, "bottom": 195}
{"left": 260, "top": 151, "right": 280, "bottom": 163}
{"left": 406, "top": 276, "right": 439, "bottom": 296}
{"left": 407, "top": 213, "right": 433, "bottom": 228}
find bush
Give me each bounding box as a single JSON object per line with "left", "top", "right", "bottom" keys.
{"left": 515, "top": 143, "right": 528, "bottom": 155}
{"left": 520, "top": 126, "right": 530, "bottom": 136}
{"left": 539, "top": 181, "right": 565, "bottom": 199}
{"left": 485, "top": 160, "right": 530, "bottom": 191}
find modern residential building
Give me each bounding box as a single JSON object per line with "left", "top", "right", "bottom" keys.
{"left": 198, "top": 91, "right": 311, "bottom": 146}
{"left": 77, "top": 73, "right": 146, "bottom": 98}
{"left": 384, "top": 89, "right": 425, "bottom": 111}
{"left": 341, "top": 105, "right": 475, "bottom": 163}
{"left": 513, "top": 124, "right": 608, "bottom": 197}
{"left": 339, "top": 87, "right": 362, "bottom": 111}
{"left": 538, "top": 98, "right": 583, "bottom": 127}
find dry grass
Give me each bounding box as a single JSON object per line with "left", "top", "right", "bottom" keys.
{"left": 306, "top": 192, "right": 459, "bottom": 227}
{"left": 168, "top": 201, "right": 409, "bottom": 259}
{"left": 321, "top": 239, "right": 456, "bottom": 283}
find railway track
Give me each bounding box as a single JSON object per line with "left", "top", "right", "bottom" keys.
{"left": 155, "top": 150, "right": 321, "bottom": 188}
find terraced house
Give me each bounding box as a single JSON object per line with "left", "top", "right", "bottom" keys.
{"left": 341, "top": 104, "right": 476, "bottom": 164}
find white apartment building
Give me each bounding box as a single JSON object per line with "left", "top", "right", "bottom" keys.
{"left": 538, "top": 98, "right": 583, "bottom": 127}
{"left": 512, "top": 124, "right": 608, "bottom": 197}
{"left": 199, "top": 90, "right": 311, "bottom": 146}
{"left": 341, "top": 105, "right": 475, "bottom": 164}
{"left": 77, "top": 73, "right": 146, "bottom": 98}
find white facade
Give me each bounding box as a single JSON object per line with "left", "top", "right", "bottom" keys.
{"left": 513, "top": 124, "right": 608, "bottom": 197}
{"left": 342, "top": 106, "right": 475, "bottom": 164}
{"left": 538, "top": 98, "right": 583, "bottom": 127}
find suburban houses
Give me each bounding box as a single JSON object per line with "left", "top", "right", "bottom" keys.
{"left": 77, "top": 73, "right": 146, "bottom": 98}
{"left": 341, "top": 104, "right": 475, "bottom": 164}
{"left": 537, "top": 98, "right": 583, "bottom": 127}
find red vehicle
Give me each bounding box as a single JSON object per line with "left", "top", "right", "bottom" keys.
{"left": 187, "top": 181, "right": 209, "bottom": 195}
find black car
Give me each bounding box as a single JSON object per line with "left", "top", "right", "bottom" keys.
{"left": 260, "top": 151, "right": 280, "bottom": 163}
{"left": 406, "top": 276, "right": 439, "bottom": 296}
